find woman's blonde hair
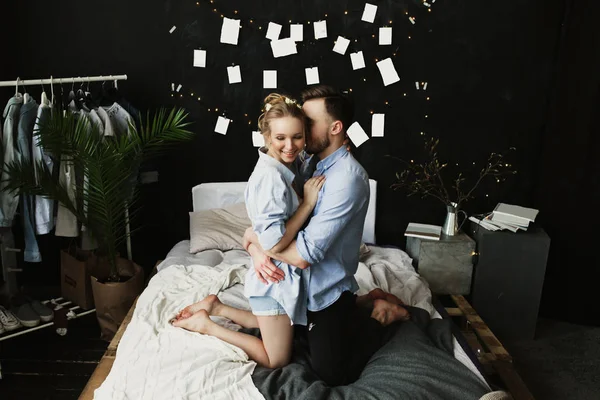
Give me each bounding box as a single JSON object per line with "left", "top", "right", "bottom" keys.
{"left": 257, "top": 93, "right": 306, "bottom": 139}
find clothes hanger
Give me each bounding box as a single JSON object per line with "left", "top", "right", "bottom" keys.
{"left": 21, "top": 78, "right": 30, "bottom": 103}
{"left": 50, "top": 75, "right": 55, "bottom": 106}
{"left": 68, "top": 77, "right": 78, "bottom": 109}
{"left": 40, "top": 78, "right": 48, "bottom": 105}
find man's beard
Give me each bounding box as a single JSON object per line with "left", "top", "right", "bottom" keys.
{"left": 306, "top": 134, "right": 330, "bottom": 155}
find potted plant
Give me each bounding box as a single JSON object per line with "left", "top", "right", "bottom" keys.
{"left": 391, "top": 137, "right": 517, "bottom": 235}
{"left": 2, "top": 107, "right": 194, "bottom": 339}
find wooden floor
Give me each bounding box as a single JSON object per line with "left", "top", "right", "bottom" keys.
{"left": 0, "top": 313, "right": 106, "bottom": 400}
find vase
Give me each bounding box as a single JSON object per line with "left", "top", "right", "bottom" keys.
{"left": 442, "top": 202, "right": 467, "bottom": 236}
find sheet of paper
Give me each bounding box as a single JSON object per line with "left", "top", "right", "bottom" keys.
{"left": 290, "top": 24, "right": 303, "bottom": 41}
{"left": 347, "top": 122, "right": 369, "bottom": 147}
{"left": 305, "top": 67, "right": 320, "bottom": 85}
{"left": 266, "top": 22, "right": 282, "bottom": 41}
{"left": 379, "top": 27, "right": 392, "bottom": 45}
{"left": 227, "top": 65, "right": 242, "bottom": 84}
{"left": 252, "top": 131, "right": 265, "bottom": 147}
{"left": 332, "top": 36, "right": 350, "bottom": 55}
{"left": 169, "top": 26, "right": 177, "bottom": 34}
{"left": 372, "top": 114, "right": 385, "bottom": 137}
{"left": 220, "top": 17, "right": 240, "bottom": 45}
{"left": 271, "top": 38, "right": 298, "bottom": 58}
{"left": 314, "top": 20, "right": 328, "bottom": 39}
{"left": 263, "top": 70, "right": 277, "bottom": 89}
{"left": 193, "top": 50, "right": 206, "bottom": 68}
{"left": 362, "top": 3, "right": 378, "bottom": 23}
{"left": 176, "top": 84, "right": 182, "bottom": 92}
{"left": 376, "top": 58, "right": 400, "bottom": 86}
{"left": 350, "top": 51, "right": 366, "bottom": 70}
{"left": 215, "top": 116, "right": 230, "bottom": 135}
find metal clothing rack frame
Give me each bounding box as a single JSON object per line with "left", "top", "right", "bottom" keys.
{"left": 0, "top": 74, "right": 128, "bottom": 87}
{"left": 0, "top": 73, "right": 132, "bottom": 262}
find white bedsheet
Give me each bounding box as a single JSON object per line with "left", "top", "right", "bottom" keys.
{"left": 95, "top": 242, "right": 488, "bottom": 399}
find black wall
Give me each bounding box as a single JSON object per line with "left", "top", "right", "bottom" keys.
{"left": 3, "top": 1, "right": 596, "bottom": 324}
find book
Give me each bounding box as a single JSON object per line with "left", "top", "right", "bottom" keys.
{"left": 493, "top": 203, "right": 539, "bottom": 224}
{"left": 469, "top": 216, "right": 500, "bottom": 231}
{"left": 404, "top": 223, "right": 442, "bottom": 241}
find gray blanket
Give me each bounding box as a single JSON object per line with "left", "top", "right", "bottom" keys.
{"left": 251, "top": 307, "right": 490, "bottom": 400}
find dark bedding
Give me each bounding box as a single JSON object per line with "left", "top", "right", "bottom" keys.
{"left": 251, "top": 307, "right": 490, "bottom": 400}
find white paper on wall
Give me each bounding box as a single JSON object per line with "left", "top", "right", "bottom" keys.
{"left": 290, "top": 24, "right": 304, "bottom": 41}
{"left": 215, "top": 116, "right": 231, "bottom": 135}
{"left": 176, "top": 84, "right": 182, "bottom": 92}
{"left": 193, "top": 50, "right": 206, "bottom": 67}
{"left": 376, "top": 58, "right": 400, "bottom": 86}
{"left": 362, "top": 3, "right": 378, "bottom": 23}
{"left": 379, "top": 27, "right": 392, "bottom": 45}
{"left": 263, "top": 70, "right": 277, "bottom": 89}
{"left": 372, "top": 114, "right": 385, "bottom": 137}
{"left": 350, "top": 51, "right": 366, "bottom": 70}
{"left": 347, "top": 122, "right": 370, "bottom": 147}
{"left": 169, "top": 26, "right": 177, "bottom": 34}
{"left": 227, "top": 65, "right": 242, "bottom": 84}
{"left": 220, "top": 17, "right": 241, "bottom": 45}
{"left": 305, "top": 67, "right": 320, "bottom": 85}
{"left": 252, "top": 131, "right": 265, "bottom": 147}
{"left": 314, "top": 20, "right": 328, "bottom": 39}
{"left": 333, "top": 36, "right": 351, "bottom": 55}
{"left": 266, "top": 22, "right": 282, "bottom": 41}
{"left": 271, "top": 38, "right": 298, "bottom": 58}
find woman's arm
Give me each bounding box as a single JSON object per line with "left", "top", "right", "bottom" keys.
{"left": 269, "top": 175, "right": 325, "bottom": 254}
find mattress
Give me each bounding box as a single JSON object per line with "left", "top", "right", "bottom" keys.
{"left": 157, "top": 241, "right": 489, "bottom": 387}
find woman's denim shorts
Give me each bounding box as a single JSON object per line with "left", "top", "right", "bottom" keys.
{"left": 248, "top": 296, "right": 287, "bottom": 316}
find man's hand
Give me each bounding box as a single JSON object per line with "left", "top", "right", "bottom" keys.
{"left": 248, "top": 243, "right": 285, "bottom": 284}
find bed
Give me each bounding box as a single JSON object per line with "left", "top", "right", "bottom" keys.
{"left": 79, "top": 180, "right": 529, "bottom": 400}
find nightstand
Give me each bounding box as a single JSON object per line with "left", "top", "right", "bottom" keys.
{"left": 467, "top": 221, "right": 550, "bottom": 340}
{"left": 406, "top": 233, "right": 476, "bottom": 295}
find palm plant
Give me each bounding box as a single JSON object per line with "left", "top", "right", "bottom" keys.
{"left": 2, "top": 107, "right": 194, "bottom": 281}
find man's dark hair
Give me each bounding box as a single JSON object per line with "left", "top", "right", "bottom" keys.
{"left": 301, "top": 85, "right": 354, "bottom": 133}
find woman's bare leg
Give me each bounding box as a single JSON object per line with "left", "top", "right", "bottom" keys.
{"left": 175, "top": 295, "right": 259, "bottom": 328}
{"left": 172, "top": 310, "right": 293, "bottom": 368}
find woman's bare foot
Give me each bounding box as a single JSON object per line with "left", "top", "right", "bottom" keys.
{"left": 172, "top": 309, "right": 214, "bottom": 333}
{"left": 371, "top": 299, "right": 410, "bottom": 326}
{"left": 175, "top": 294, "right": 222, "bottom": 321}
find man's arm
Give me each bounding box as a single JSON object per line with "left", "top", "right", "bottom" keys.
{"left": 246, "top": 174, "right": 368, "bottom": 269}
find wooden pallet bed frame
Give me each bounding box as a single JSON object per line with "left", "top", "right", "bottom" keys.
{"left": 79, "top": 265, "right": 534, "bottom": 400}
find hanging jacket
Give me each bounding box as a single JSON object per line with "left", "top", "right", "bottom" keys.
{"left": 32, "top": 92, "right": 55, "bottom": 235}
{"left": 17, "top": 95, "right": 42, "bottom": 262}
{"left": 0, "top": 94, "right": 23, "bottom": 228}
{"left": 55, "top": 104, "right": 82, "bottom": 238}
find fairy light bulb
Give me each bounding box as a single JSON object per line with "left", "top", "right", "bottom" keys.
{"left": 345, "top": 11, "right": 348, "bottom": 14}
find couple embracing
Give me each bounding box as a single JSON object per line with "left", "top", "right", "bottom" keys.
{"left": 173, "top": 85, "right": 410, "bottom": 386}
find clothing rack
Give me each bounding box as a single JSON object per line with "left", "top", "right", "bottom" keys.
{"left": 0, "top": 73, "right": 132, "bottom": 261}
{"left": 0, "top": 74, "right": 128, "bottom": 87}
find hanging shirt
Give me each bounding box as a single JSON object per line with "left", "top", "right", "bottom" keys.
{"left": 32, "top": 93, "right": 55, "bottom": 235}
{"left": 17, "top": 94, "right": 42, "bottom": 262}
{"left": 0, "top": 94, "right": 23, "bottom": 227}
{"left": 103, "top": 102, "right": 134, "bottom": 138}
{"left": 244, "top": 148, "right": 309, "bottom": 326}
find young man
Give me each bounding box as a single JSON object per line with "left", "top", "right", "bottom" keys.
{"left": 245, "top": 85, "right": 409, "bottom": 386}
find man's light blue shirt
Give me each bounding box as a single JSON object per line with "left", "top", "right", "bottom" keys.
{"left": 296, "top": 145, "right": 370, "bottom": 312}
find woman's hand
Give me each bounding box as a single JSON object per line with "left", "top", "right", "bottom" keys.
{"left": 303, "top": 175, "right": 326, "bottom": 208}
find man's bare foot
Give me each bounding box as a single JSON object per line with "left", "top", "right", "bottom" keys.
{"left": 357, "top": 288, "right": 405, "bottom": 308}
{"left": 368, "top": 288, "right": 404, "bottom": 305}
{"left": 175, "top": 294, "right": 222, "bottom": 321}
{"left": 371, "top": 299, "right": 410, "bottom": 326}
{"left": 172, "top": 309, "right": 214, "bottom": 333}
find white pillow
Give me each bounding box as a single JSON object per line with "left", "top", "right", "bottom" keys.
{"left": 189, "top": 203, "right": 251, "bottom": 253}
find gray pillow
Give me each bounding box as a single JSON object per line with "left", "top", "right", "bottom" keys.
{"left": 189, "top": 203, "right": 252, "bottom": 253}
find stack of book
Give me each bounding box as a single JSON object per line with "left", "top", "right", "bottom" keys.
{"left": 404, "top": 223, "right": 442, "bottom": 241}
{"left": 469, "top": 203, "right": 539, "bottom": 232}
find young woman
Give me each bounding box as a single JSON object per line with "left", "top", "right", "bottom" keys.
{"left": 172, "top": 93, "right": 324, "bottom": 369}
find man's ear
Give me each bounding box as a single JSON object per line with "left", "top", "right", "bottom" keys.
{"left": 330, "top": 120, "right": 344, "bottom": 136}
